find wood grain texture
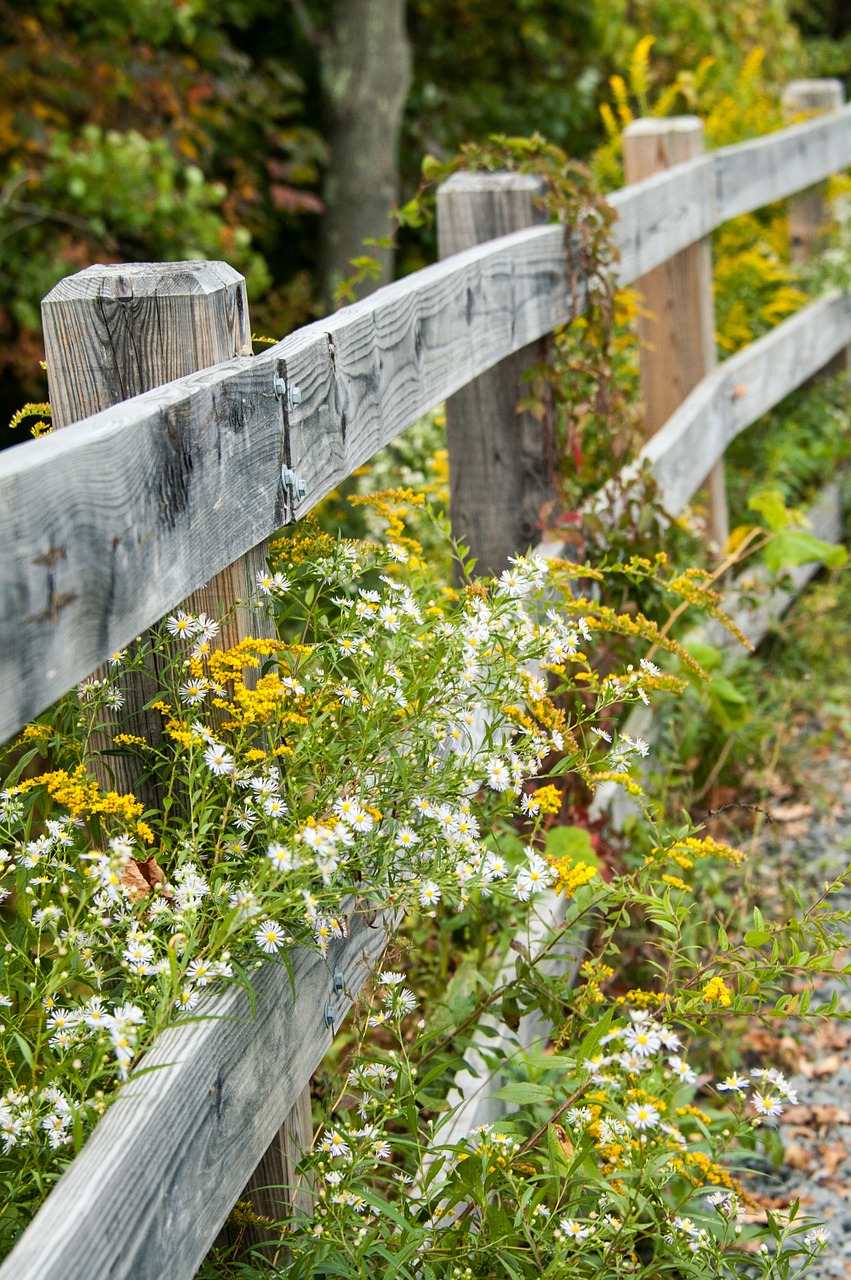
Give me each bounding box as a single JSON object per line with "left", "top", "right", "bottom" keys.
{"left": 42, "top": 261, "right": 253, "bottom": 428}
{"left": 641, "top": 291, "right": 851, "bottom": 515}
{"left": 43, "top": 261, "right": 312, "bottom": 1245}
{"left": 4, "top": 108, "right": 851, "bottom": 745}
{"left": 0, "top": 908, "right": 391, "bottom": 1280}
{"left": 1, "top": 230, "right": 577, "bottom": 745}
{"left": 41, "top": 262, "right": 273, "bottom": 802}
{"left": 623, "top": 117, "right": 728, "bottom": 548}
{"left": 438, "top": 172, "right": 555, "bottom": 575}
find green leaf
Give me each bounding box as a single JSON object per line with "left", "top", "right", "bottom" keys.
{"left": 764, "top": 530, "right": 847, "bottom": 573}
{"left": 544, "top": 825, "right": 598, "bottom": 867}
{"left": 748, "top": 487, "right": 791, "bottom": 532}
{"left": 744, "top": 930, "right": 771, "bottom": 947}
{"left": 494, "top": 1081, "right": 554, "bottom": 1105}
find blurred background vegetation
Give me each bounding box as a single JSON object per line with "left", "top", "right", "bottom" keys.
{"left": 1, "top": 0, "right": 850, "bottom": 447}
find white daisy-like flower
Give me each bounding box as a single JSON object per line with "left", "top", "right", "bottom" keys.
{"left": 203, "top": 744, "right": 234, "bottom": 776}
{"left": 716, "top": 1072, "right": 750, "bottom": 1093}
{"left": 515, "top": 854, "right": 552, "bottom": 901}
{"left": 623, "top": 1024, "right": 661, "bottom": 1057}
{"left": 559, "top": 1219, "right": 592, "bottom": 1242}
{"left": 626, "top": 1102, "right": 660, "bottom": 1130}
{"left": 167, "top": 610, "right": 199, "bottom": 638}
{"left": 486, "top": 758, "right": 510, "bottom": 792}
{"left": 267, "top": 843, "right": 296, "bottom": 872}
{"left": 179, "top": 679, "right": 210, "bottom": 705}
{"left": 194, "top": 613, "right": 220, "bottom": 642}
{"left": 254, "top": 922, "right": 286, "bottom": 954}
{"left": 419, "top": 880, "right": 441, "bottom": 907}
{"left": 667, "top": 1055, "right": 697, "bottom": 1084}
{"left": 752, "top": 1091, "right": 783, "bottom": 1119}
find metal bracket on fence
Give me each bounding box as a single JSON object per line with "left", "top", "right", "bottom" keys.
{"left": 333, "top": 969, "right": 345, "bottom": 994}
{"left": 324, "top": 1000, "right": 336, "bottom": 1029}
{"left": 281, "top": 466, "right": 308, "bottom": 523}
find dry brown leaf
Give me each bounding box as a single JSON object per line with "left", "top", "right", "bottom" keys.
{"left": 818, "top": 1179, "right": 851, "bottom": 1199}
{"left": 812, "top": 1054, "right": 843, "bottom": 1078}
{"left": 819, "top": 1144, "right": 847, "bottom": 1175}
{"left": 768, "top": 801, "right": 814, "bottom": 822}
{"left": 121, "top": 855, "right": 167, "bottom": 903}
{"left": 783, "top": 1142, "right": 812, "bottom": 1171}
{"left": 783, "top": 1105, "right": 851, "bottom": 1126}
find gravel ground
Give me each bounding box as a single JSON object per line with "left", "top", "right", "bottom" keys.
{"left": 735, "top": 731, "right": 851, "bottom": 1278}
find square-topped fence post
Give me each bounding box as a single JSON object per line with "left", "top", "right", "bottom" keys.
{"left": 623, "top": 117, "right": 729, "bottom": 552}
{"left": 437, "top": 173, "right": 556, "bottom": 577}
{"left": 783, "top": 78, "right": 846, "bottom": 263}
{"left": 40, "top": 260, "right": 312, "bottom": 1243}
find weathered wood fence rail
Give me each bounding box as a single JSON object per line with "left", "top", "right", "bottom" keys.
{"left": 0, "top": 82, "right": 849, "bottom": 1279}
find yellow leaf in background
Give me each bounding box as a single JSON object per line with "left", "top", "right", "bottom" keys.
{"left": 725, "top": 524, "right": 755, "bottom": 556}
{"left": 629, "top": 35, "right": 656, "bottom": 108}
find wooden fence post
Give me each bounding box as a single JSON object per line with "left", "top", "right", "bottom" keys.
{"left": 622, "top": 117, "right": 729, "bottom": 550}
{"left": 783, "top": 79, "right": 845, "bottom": 263}
{"left": 437, "top": 173, "right": 555, "bottom": 576}
{"left": 40, "top": 261, "right": 312, "bottom": 1241}
{"left": 41, "top": 262, "right": 270, "bottom": 798}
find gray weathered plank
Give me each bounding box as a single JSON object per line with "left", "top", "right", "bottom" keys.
{"left": 3, "top": 105, "right": 851, "bottom": 746}
{"left": 0, "top": 228, "right": 576, "bottom": 745}
{"left": 0, "top": 908, "right": 390, "bottom": 1280}
{"left": 642, "top": 291, "right": 851, "bottom": 515}
{"left": 716, "top": 103, "right": 851, "bottom": 224}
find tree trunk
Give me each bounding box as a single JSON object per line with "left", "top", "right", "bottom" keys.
{"left": 318, "top": 0, "right": 411, "bottom": 306}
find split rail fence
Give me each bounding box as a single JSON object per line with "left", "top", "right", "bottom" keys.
{"left": 0, "top": 78, "right": 850, "bottom": 1279}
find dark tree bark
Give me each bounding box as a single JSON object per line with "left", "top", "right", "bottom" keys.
{"left": 316, "top": 0, "right": 411, "bottom": 305}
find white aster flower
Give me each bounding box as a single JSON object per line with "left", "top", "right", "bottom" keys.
{"left": 626, "top": 1102, "right": 660, "bottom": 1130}
{"left": 255, "top": 922, "right": 286, "bottom": 954}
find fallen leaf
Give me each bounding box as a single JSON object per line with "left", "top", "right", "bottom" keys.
{"left": 819, "top": 1144, "right": 847, "bottom": 1175}
{"left": 768, "top": 801, "right": 814, "bottom": 822}
{"left": 812, "top": 1054, "right": 843, "bottom": 1078}
{"left": 783, "top": 1142, "right": 812, "bottom": 1171}
{"left": 121, "top": 855, "right": 167, "bottom": 903}
{"left": 783, "top": 1105, "right": 851, "bottom": 1126}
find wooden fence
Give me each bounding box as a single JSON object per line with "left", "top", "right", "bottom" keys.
{"left": 0, "top": 80, "right": 849, "bottom": 1278}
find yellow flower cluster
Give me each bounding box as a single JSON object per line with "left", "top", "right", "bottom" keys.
{"left": 614, "top": 988, "right": 665, "bottom": 1009}
{"left": 702, "top": 976, "right": 732, "bottom": 1007}
{"left": 649, "top": 833, "right": 744, "bottom": 871}
{"left": 348, "top": 487, "right": 425, "bottom": 562}
{"left": 533, "top": 785, "right": 562, "bottom": 816}
{"left": 12, "top": 767, "right": 148, "bottom": 835}
{"left": 581, "top": 603, "right": 709, "bottom": 680}
{"left": 20, "top": 725, "right": 51, "bottom": 743}
{"left": 591, "top": 770, "right": 644, "bottom": 798}
{"left": 577, "top": 959, "right": 614, "bottom": 1005}
{"left": 667, "top": 571, "right": 753, "bottom": 653}
{"left": 547, "top": 854, "right": 597, "bottom": 898}
{"left": 270, "top": 518, "right": 338, "bottom": 568}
